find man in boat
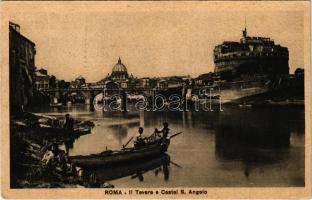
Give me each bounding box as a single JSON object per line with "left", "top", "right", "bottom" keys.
{"left": 64, "top": 114, "right": 74, "bottom": 132}
{"left": 135, "top": 127, "right": 146, "bottom": 148}
{"left": 155, "top": 122, "right": 170, "bottom": 142}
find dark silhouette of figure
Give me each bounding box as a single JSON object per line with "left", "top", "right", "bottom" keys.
{"left": 155, "top": 122, "right": 170, "bottom": 141}
{"left": 135, "top": 127, "right": 146, "bottom": 148}
{"left": 163, "top": 162, "right": 169, "bottom": 181}
{"left": 64, "top": 114, "right": 74, "bottom": 131}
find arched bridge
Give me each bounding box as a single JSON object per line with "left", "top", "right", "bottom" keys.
{"left": 41, "top": 87, "right": 104, "bottom": 104}
{"left": 40, "top": 86, "right": 156, "bottom": 104}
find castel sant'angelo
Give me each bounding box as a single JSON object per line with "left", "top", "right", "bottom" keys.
{"left": 213, "top": 27, "right": 289, "bottom": 78}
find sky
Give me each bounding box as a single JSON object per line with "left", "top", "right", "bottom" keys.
{"left": 8, "top": 2, "right": 305, "bottom": 82}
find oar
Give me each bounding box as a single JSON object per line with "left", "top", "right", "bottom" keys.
{"left": 122, "top": 137, "right": 133, "bottom": 149}
{"left": 147, "top": 129, "right": 158, "bottom": 139}
{"left": 146, "top": 130, "right": 160, "bottom": 142}
{"left": 169, "top": 132, "right": 182, "bottom": 139}
{"left": 170, "top": 160, "right": 183, "bottom": 168}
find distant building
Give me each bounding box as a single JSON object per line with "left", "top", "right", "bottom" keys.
{"left": 111, "top": 57, "right": 129, "bottom": 81}
{"left": 156, "top": 79, "right": 168, "bottom": 89}
{"left": 155, "top": 76, "right": 187, "bottom": 89}
{"left": 9, "top": 22, "right": 36, "bottom": 113}
{"left": 75, "top": 75, "right": 86, "bottom": 86}
{"left": 139, "top": 78, "right": 151, "bottom": 88}
{"left": 70, "top": 75, "right": 86, "bottom": 88}
{"left": 97, "top": 57, "right": 133, "bottom": 90}
{"left": 195, "top": 73, "right": 214, "bottom": 86}
{"left": 105, "top": 81, "right": 119, "bottom": 95}
{"left": 120, "top": 80, "right": 128, "bottom": 89}
{"left": 213, "top": 27, "right": 289, "bottom": 79}
{"left": 35, "top": 68, "right": 50, "bottom": 90}
{"left": 97, "top": 59, "right": 190, "bottom": 91}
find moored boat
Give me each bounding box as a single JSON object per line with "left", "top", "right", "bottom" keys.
{"left": 49, "top": 103, "right": 63, "bottom": 108}
{"left": 13, "top": 121, "right": 91, "bottom": 137}
{"left": 238, "top": 102, "right": 252, "bottom": 108}
{"left": 36, "top": 126, "right": 91, "bottom": 137}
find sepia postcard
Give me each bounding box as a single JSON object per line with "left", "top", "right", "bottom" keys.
{"left": 0, "top": 1, "right": 311, "bottom": 199}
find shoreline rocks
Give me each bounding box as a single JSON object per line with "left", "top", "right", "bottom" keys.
{"left": 9, "top": 112, "right": 104, "bottom": 188}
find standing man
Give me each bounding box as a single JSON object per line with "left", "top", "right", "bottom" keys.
{"left": 155, "top": 122, "right": 170, "bottom": 141}
{"left": 64, "top": 114, "right": 74, "bottom": 132}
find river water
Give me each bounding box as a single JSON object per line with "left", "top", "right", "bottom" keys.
{"left": 32, "top": 104, "right": 305, "bottom": 187}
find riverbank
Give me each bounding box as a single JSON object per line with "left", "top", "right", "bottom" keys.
{"left": 10, "top": 112, "right": 113, "bottom": 188}
{"left": 226, "top": 85, "right": 304, "bottom": 108}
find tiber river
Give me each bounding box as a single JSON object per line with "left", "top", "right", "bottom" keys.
{"left": 32, "top": 104, "right": 305, "bottom": 187}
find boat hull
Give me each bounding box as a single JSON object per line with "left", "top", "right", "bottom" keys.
{"left": 69, "top": 140, "right": 170, "bottom": 168}
{"left": 87, "top": 154, "right": 170, "bottom": 182}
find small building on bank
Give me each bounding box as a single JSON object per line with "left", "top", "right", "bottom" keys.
{"left": 9, "top": 22, "right": 36, "bottom": 113}
{"left": 34, "top": 68, "right": 50, "bottom": 90}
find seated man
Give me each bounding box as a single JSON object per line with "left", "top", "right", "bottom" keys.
{"left": 134, "top": 127, "right": 146, "bottom": 148}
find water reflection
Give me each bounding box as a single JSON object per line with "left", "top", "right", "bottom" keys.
{"left": 64, "top": 138, "right": 75, "bottom": 154}
{"left": 214, "top": 109, "right": 291, "bottom": 161}
{"left": 102, "top": 110, "right": 140, "bottom": 119}
{"left": 215, "top": 127, "right": 290, "bottom": 160}
{"left": 86, "top": 154, "right": 170, "bottom": 183}
{"left": 32, "top": 105, "right": 305, "bottom": 187}
{"left": 213, "top": 107, "right": 304, "bottom": 184}
{"left": 109, "top": 125, "right": 128, "bottom": 145}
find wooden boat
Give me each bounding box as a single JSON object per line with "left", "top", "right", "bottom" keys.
{"left": 85, "top": 154, "right": 170, "bottom": 182}
{"left": 13, "top": 121, "right": 91, "bottom": 137}
{"left": 239, "top": 102, "right": 252, "bottom": 108}
{"left": 36, "top": 126, "right": 91, "bottom": 137}
{"left": 69, "top": 138, "right": 170, "bottom": 168}
{"left": 49, "top": 103, "right": 63, "bottom": 108}
{"left": 266, "top": 99, "right": 304, "bottom": 107}
{"left": 238, "top": 104, "right": 252, "bottom": 108}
